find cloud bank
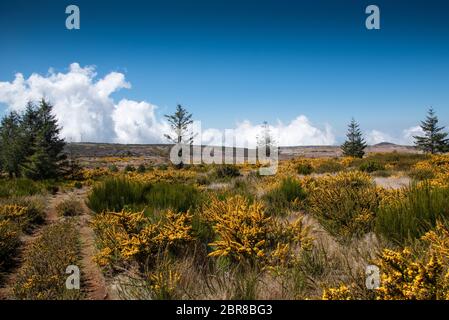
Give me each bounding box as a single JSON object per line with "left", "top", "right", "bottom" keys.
{"left": 0, "top": 63, "right": 167, "bottom": 143}
{"left": 0, "top": 63, "right": 336, "bottom": 146}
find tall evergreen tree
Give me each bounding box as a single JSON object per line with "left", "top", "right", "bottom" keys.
{"left": 257, "top": 121, "right": 276, "bottom": 157}
{"left": 341, "top": 118, "right": 367, "bottom": 158}
{"left": 21, "top": 99, "right": 66, "bottom": 179}
{"left": 164, "top": 104, "right": 195, "bottom": 144}
{"left": 0, "top": 111, "right": 24, "bottom": 177}
{"left": 414, "top": 107, "right": 449, "bottom": 154}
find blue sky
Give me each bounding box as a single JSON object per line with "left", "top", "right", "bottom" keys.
{"left": 1, "top": 0, "right": 449, "bottom": 145}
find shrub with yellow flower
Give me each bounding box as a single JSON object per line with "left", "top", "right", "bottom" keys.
{"left": 323, "top": 221, "right": 449, "bottom": 300}
{"left": 92, "top": 209, "right": 195, "bottom": 268}
{"left": 202, "top": 196, "right": 311, "bottom": 267}
{"left": 411, "top": 155, "right": 449, "bottom": 187}
{"left": 304, "top": 171, "right": 380, "bottom": 240}
{"left": 0, "top": 219, "right": 20, "bottom": 270}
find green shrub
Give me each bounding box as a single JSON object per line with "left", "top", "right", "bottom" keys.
{"left": 13, "top": 220, "right": 81, "bottom": 300}
{"left": 263, "top": 177, "right": 306, "bottom": 216}
{"left": 108, "top": 164, "right": 119, "bottom": 173}
{"left": 45, "top": 184, "right": 59, "bottom": 195}
{"left": 0, "top": 219, "right": 20, "bottom": 271}
{"left": 0, "top": 178, "right": 47, "bottom": 198}
{"left": 0, "top": 196, "right": 46, "bottom": 232}
{"left": 73, "top": 181, "right": 83, "bottom": 189}
{"left": 357, "top": 152, "right": 428, "bottom": 172}
{"left": 376, "top": 183, "right": 449, "bottom": 245}
{"left": 137, "top": 164, "right": 146, "bottom": 173}
{"left": 296, "top": 163, "right": 313, "bottom": 175}
{"left": 124, "top": 165, "right": 135, "bottom": 172}
{"left": 359, "top": 161, "right": 385, "bottom": 173}
{"left": 408, "top": 168, "right": 435, "bottom": 181}
{"left": 307, "top": 172, "right": 379, "bottom": 241}
{"left": 87, "top": 177, "right": 201, "bottom": 214}
{"left": 314, "top": 159, "right": 344, "bottom": 174}
{"left": 87, "top": 177, "right": 148, "bottom": 213}
{"left": 215, "top": 165, "right": 240, "bottom": 179}
{"left": 56, "top": 198, "right": 84, "bottom": 217}
{"left": 145, "top": 183, "right": 202, "bottom": 214}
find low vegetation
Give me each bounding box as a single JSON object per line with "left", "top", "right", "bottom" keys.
{"left": 56, "top": 198, "right": 84, "bottom": 217}
{"left": 13, "top": 220, "right": 82, "bottom": 300}
{"left": 376, "top": 183, "right": 449, "bottom": 245}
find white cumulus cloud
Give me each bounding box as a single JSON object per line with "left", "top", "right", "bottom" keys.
{"left": 0, "top": 63, "right": 167, "bottom": 143}
{"left": 0, "top": 63, "right": 335, "bottom": 146}
{"left": 201, "top": 116, "right": 335, "bottom": 148}
{"left": 365, "top": 126, "right": 424, "bottom": 146}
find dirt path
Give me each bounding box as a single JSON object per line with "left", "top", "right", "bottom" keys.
{"left": 374, "top": 176, "right": 410, "bottom": 189}
{"left": 75, "top": 188, "right": 109, "bottom": 300}
{"left": 0, "top": 187, "right": 109, "bottom": 300}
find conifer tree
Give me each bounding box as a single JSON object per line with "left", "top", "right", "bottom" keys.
{"left": 341, "top": 118, "right": 367, "bottom": 158}
{"left": 164, "top": 104, "right": 196, "bottom": 168}
{"left": 0, "top": 111, "right": 24, "bottom": 177}
{"left": 21, "top": 99, "right": 66, "bottom": 179}
{"left": 257, "top": 121, "right": 276, "bottom": 158}
{"left": 164, "top": 104, "right": 195, "bottom": 144}
{"left": 414, "top": 107, "right": 449, "bottom": 154}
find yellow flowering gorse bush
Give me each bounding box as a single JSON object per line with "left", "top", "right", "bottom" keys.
{"left": 303, "top": 171, "right": 381, "bottom": 239}
{"left": 323, "top": 221, "right": 449, "bottom": 300}
{"left": 412, "top": 155, "right": 449, "bottom": 187}
{"left": 202, "top": 196, "right": 311, "bottom": 265}
{"left": 92, "top": 209, "right": 195, "bottom": 267}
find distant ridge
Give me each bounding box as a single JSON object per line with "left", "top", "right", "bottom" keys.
{"left": 372, "top": 142, "right": 398, "bottom": 147}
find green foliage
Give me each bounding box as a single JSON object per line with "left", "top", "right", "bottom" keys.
{"left": 87, "top": 177, "right": 148, "bottom": 213}
{"left": 56, "top": 198, "right": 84, "bottom": 217}
{"left": 257, "top": 121, "right": 276, "bottom": 158}
{"left": 108, "top": 164, "right": 119, "bottom": 173}
{"left": 20, "top": 100, "right": 66, "bottom": 180}
{"left": 137, "top": 164, "right": 146, "bottom": 173}
{"left": 164, "top": 104, "right": 195, "bottom": 144}
{"left": 73, "top": 181, "right": 83, "bottom": 189}
{"left": 314, "top": 159, "right": 345, "bottom": 174}
{"left": 0, "top": 196, "right": 46, "bottom": 232}
{"left": 124, "top": 164, "right": 135, "bottom": 172}
{"left": 0, "top": 111, "right": 23, "bottom": 178}
{"left": 0, "top": 178, "right": 47, "bottom": 198}
{"left": 214, "top": 164, "right": 241, "bottom": 179}
{"left": 307, "top": 173, "right": 379, "bottom": 241}
{"left": 0, "top": 99, "right": 66, "bottom": 180}
{"left": 145, "top": 182, "right": 202, "bottom": 214}
{"left": 376, "top": 183, "right": 449, "bottom": 245}
{"left": 409, "top": 167, "right": 435, "bottom": 181}
{"left": 263, "top": 177, "right": 306, "bottom": 216}
{"left": 359, "top": 161, "right": 385, "bottom": 173}
{"left": 341, "top": 118, "right": 367, "bottom": 158}
{"left": 296, "top": 163, "right": 313, "bottom": 175}
{"left": 355, "top": 152, "right": 428, "bottom": 172}
{"left": 87, "top": 177, "right": 201, "bottom": 214}
{"left": 414, "top": 108, "right": 449, "bottom": 154}
{"left": 0, "top": 219, "right": 20, "bottom": 272}
{"left": 13, "top": 220, "right": 82, "bottom": 300}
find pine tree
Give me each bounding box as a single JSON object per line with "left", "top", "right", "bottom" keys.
{"left": 414, "top": 107, "right": 449, "bottom": 154}
{"left": 164, "top": 104, "right": 195, "bottom": 144}
{"left": 341, "top": 118, "right": 367, "bottom": 158}
{"left": 21, "top": 99, "right": 66, "bottom": 179}
{"left": 257, "top": 121, "right": 276, "bottom": 158}
{"left": 164, "top": 104, "right": 196, "bottom": 168}
{"left": 0, "top": 111, "right": 24, "bottom": 177}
